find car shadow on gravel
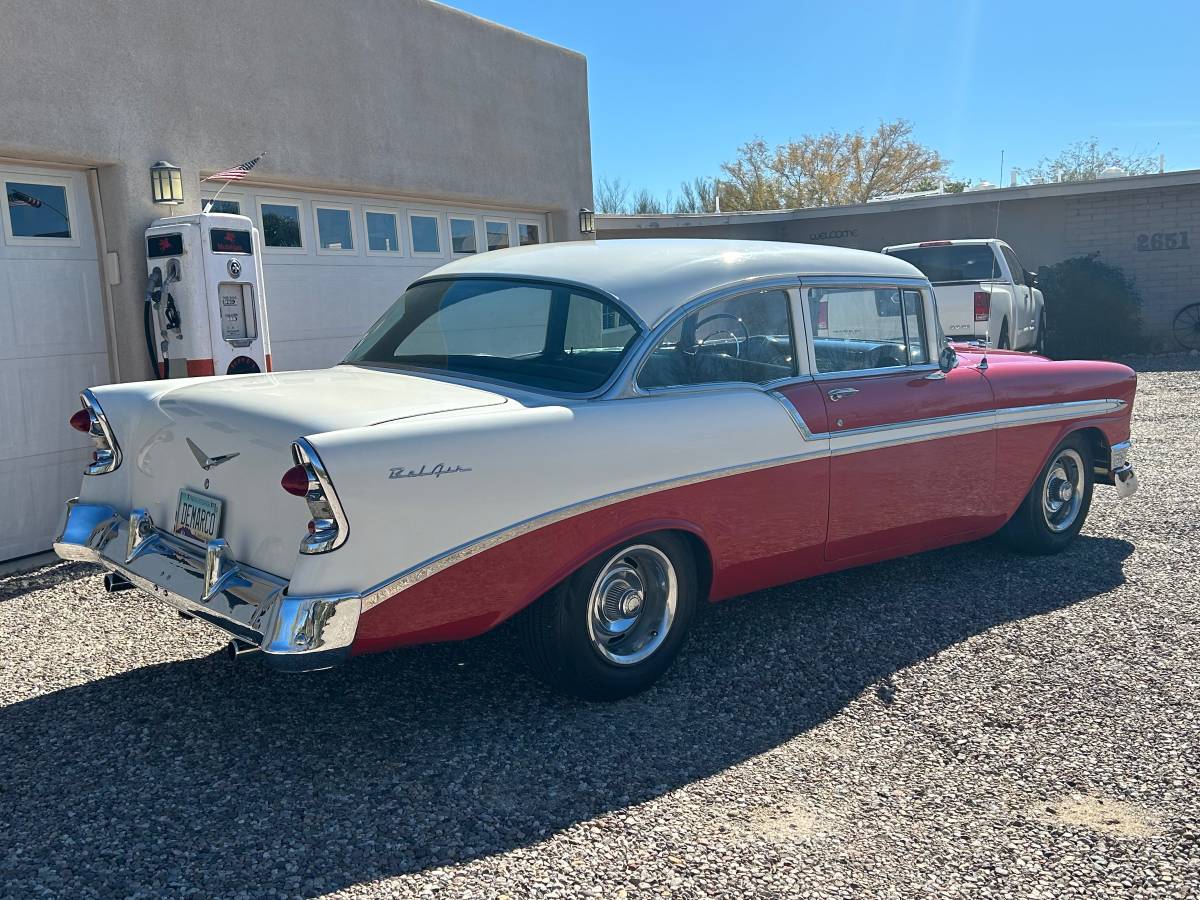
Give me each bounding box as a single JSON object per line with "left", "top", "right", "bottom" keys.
{"left": 0, "top": 535, "right": 1132, "bottom": 897}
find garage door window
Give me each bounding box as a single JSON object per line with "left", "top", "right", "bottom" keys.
{"left": 365, "top": 210, "right": 401, "bottom": 254}
{"left": 518, "top": 222, "right": 541, "bottom": 246}
{"left": 202, "top": 197, "right": 241, "bottom": 215}
{"left": 410, "top": 213, "right": 442, "bottom": 255}
{"left": 4, "top": 179, "right": 73, "bottom": 243}
{"left": 314, "top": 205, "right": 355, "bottom": 253}
{"left": 450, "top": 217, "right": 477, "bottom": 254}
{"left": 486, "top": 220, "right": 511, "bottom": 251}
{"left": 260, "top": 201, "right": 304, "bottom": 250}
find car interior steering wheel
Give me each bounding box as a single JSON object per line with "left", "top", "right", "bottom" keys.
{"left": 692, "top": 312, "right": 750, "bottom": 359}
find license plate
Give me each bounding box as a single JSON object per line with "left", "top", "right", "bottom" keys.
{"left": 174, "top": 489, "right": 223, "bottom": 544}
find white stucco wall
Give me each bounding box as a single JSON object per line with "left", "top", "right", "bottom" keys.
{"left": 0, "top": 0, "right": 593, "bottom": 380}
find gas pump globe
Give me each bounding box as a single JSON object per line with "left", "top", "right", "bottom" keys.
{"left": 144, "top": 212, "right": 272, "bottom": 378}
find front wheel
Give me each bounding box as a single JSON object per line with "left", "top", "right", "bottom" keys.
{"left": 1000, "top": 434, "right": 1094, "bottom": 554}
{"left": 517, "top": 533, "right": 697, "bottom": 700}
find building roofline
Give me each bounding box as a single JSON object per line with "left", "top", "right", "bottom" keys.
{"left": 596, "top": 168, "right": 1200, "bottom": 230}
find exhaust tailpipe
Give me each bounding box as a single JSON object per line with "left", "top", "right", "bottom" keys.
{"left": 226, "top": 639, "right": 261, "bottom": 661}
{"left": 103, "top": 572, "right": 135, "bottom": 592}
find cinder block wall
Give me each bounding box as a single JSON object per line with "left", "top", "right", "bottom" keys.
{"left": 1064, "top": 185, "right": 1200, "bottom": 338}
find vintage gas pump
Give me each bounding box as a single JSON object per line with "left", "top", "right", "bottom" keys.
{"left": 143, "top": 212, "right": 272, "bottom": 377}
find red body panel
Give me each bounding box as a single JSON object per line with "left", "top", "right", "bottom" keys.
{"left": 816, "top": 367, "right": 996, "bottom": 559}
{"left": 353, "top": 352, "right": 1138, "bottom": 656}
{"left": 354, "top": 456, "right": 830, "bottom": 653}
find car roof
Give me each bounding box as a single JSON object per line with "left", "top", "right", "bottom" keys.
{"left": 425, "top": 239, "right": 926, "bottom": 327}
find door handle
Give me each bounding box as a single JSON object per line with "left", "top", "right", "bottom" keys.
{"left": 827, "top": 387, "right": 859, "bottom": 402}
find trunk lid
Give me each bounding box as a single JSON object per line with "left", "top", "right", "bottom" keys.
{"left": 111, "top": 366, "right": 508, "bottom": 577}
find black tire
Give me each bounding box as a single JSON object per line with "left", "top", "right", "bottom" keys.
{"left": 1034, "top": 311, "right": 1047, "bottom": 355}
{"left": 996, "top": 318, "right": 1011, "bottom": 350}
{"left": 517, "top": 532, "right": 697, "bottom": 701}
{"left": 1000, "top": 434, "right": 1094, "bottom": 554}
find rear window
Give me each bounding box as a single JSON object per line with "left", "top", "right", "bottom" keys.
{"left": 344, "top": 277, "right": 641, "bottom": 394}
{"left": 888, "top": 245, "right": 1001, "bottom": 282}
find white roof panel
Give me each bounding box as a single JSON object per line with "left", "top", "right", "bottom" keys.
{"left": 426, "top": 239, "right": 925, "bottom": 326}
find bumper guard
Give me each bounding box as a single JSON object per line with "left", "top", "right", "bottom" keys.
{"left": 53, "top": 499, "right": 359, "bottom": 671}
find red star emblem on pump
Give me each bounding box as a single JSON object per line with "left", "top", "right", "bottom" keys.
{"left": 158, "top": 237, "right": 173, "bottom": 253}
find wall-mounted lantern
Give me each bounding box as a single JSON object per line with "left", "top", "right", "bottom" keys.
{"left": 578, "top": 207, "right": 595, "bottom": 234}
{"left": 150, "top": 161, "right": 184, "bottom": 205}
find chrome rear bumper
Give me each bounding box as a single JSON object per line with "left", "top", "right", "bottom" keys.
{"left": 53, "top": 499, "right": 359, "bottom": 671}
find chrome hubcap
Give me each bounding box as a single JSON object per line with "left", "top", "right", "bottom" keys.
{"left": 1042, "top": 448, "right": 1085, "bottom": 533}
{"left": 588, "top": 545, "right": 677, "bottom": 666}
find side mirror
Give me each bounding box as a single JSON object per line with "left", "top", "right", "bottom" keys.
{"left": 938, "top": 344, "right": 958, "bottom": 374}
{"left": 1025, "top": 269, "right": 1039, "bottom": 288}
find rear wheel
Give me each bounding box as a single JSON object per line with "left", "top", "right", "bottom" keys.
{"left": 517, "top": 533, "right": 697, "bottom": 700}
{"left": 1000, "top": 434, "right": 1094, "bottom": 554}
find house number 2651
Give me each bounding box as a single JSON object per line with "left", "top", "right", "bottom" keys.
{"left": 1137, "top": 231, "right": 1190, "bottom": 251}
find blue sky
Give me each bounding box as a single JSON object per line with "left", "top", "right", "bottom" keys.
{"left": 445, "top": 0, "right": 1200, "bottom": 201}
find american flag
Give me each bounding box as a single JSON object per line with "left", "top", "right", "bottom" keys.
{"left": 206, "top": 153, "right": 264, "bottom": 183}
{"left": 7, "top": 189, "right": 42, "bottom": 207}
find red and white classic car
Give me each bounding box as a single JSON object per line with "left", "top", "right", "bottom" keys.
{"left": 55, "top": 240, "right": 1139, "bottom": 699}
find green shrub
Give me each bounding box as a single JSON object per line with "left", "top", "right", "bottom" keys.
{"left": 1039, "top": 254, "right": 1152, "bottom": 358}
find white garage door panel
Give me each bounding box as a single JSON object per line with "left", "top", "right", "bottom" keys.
{"left": 0, "top": 353, "right": 110, "bottom": 461}
{"left": 0, "top": 163, "right": 107, "bottom": 561}
{"left": 0, "top": 449, "right": 90, "bottom": 560}
{"left": 203, "top": 186, "right": 548, "bottom": 374}
{"left": 270, "top": 336, "right": 356, "bottom": 372}
{"left": 1, "top": 259, "right": 106, "bottom": 359}
{"left": 263, "top": 262, "right": 410, "bottom": 344}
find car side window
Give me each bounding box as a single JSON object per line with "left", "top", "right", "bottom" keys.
{"left": 638, "top": 289, "right": 796, "bottom": 390}
{"left": 808, "top": 286, "right": 928, "bottom": 374}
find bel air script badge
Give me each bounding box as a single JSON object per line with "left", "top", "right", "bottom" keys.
{"left": 389, "top": 463, "right": 472, "bottom": 480}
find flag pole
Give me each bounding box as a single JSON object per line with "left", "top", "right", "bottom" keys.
{"left": 201, "top": 152, "right": 265, "bottom": 213}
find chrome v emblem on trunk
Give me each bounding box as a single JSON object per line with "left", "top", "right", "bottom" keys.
{"left": 186, "top": 437, "right": 240, "bottom": 470}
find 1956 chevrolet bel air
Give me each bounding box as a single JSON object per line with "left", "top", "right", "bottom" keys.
{"left": 55, "top": 240, "right": 1139, "bottom": 699}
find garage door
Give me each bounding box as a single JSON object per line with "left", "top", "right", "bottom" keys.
{"left": 0, "top": 164, "right": 109, "bottom": 561}
{"left": 200, "top": 186, "right": 548, "bottom": 371}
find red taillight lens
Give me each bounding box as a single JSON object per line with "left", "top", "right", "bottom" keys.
{"left": 973, "top": 291, "right": 991, "bottom": 322}
{"left": 919, "top": 240, "right": 953, "bottom": 247}
{"left": 281, "top": 464, "right": 311, "bottom": 496}
{"left": 69, "top": 408, "right": 91, "bottom": 433}
{"left": 817, "top": 299, "right": 828, "bottom": 330}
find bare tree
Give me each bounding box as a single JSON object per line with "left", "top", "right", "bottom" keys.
{"left": 593, "top": 176, "right": 630, "bottom": 214}
{"left": 674, "top": 177, "right": 720, "bottom": 213}
{"left": 631, "top": 188, "right": 667, "bottom": 215}
{"left": 1023, "top": 138, "right": 1157, "bottom": 183}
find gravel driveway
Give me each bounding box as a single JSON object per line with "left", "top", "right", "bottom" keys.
{"left": 2, "top": 359, "right": 1198, "bottom": 899}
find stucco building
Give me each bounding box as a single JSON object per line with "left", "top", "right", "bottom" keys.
{"left": 0, "top": 0, "right": 592, "bottom": 560}
{"left": 600, "top": 170, "right": 1200, "bottom": 350}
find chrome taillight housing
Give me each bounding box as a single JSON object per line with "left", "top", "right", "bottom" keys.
{"left": 74, "top": 390, "right": 122, "bottom": 476}
{"left": 287, "top": 438, "right": 349, "bottom": 554}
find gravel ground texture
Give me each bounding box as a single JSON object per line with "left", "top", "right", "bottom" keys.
{"left": 2, "top": 358, "right": 1198, "bottom": 900}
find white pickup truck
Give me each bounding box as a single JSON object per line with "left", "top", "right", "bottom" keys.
{"left": 882, "top": 238, "right": 1045, "bottom": 352}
